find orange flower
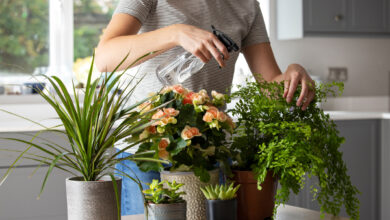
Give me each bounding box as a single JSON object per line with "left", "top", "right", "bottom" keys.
{"left": 183, "top": 92, "right": 196, "bottom": 105}
{"left": 158, "top": 149, "right": 170, "bottom": 160}
{"left": 137, "top": 102, "right": 152, "bottom": 113}
{"left": 172, "top": 85, "right": 188, "bottom": 95}
{"left": 158, "top": 138, "right": 170, "bottom": 149}
{"left": 152, "top": 109, "right": 166, "bottom": 120}
{"left": 163, "top": 108, "right": 180, "bottom": 117}
{"left": 203, "top": 112, "right": 214, "bottom": 123}
{"left": 147, "top": 126, "right": 157, "bottom": 134}
{"left": 217, "top": 112, "right": 227, "bottom": 122}
{"left": 226, "top": 116, "right": 236, "bottom": 129}
{"left": 207, "top": 106, "right": 219, "bottom": 118}
{"left": 160, "top": 86, "right": 173, "bottom": 94}
{"left": 181, "top": 125, "right": 202, "bottom": 140}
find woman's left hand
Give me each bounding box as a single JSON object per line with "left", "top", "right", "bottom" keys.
{"left": 282, "top": 64, "right": 316, "bottom": 110}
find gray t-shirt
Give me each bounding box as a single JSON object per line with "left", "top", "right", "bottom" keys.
{"left": 114, "top": 0, "right": 269, "bottom": 152}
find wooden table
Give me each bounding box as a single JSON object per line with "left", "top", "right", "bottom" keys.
{"left": 121, "top": 205, "right": 348, "bottom": 220}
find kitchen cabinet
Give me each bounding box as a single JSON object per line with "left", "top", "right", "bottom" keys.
{"left": 0, "top": 167, "right": 68, "bottom": 220}
{"left": 286, "top": 119, "right": 382, "bottom": 220}
{"left": 348, "top": 0, "right": 387, "bottom": 33}
{"left": 304, "top": 0, "right": 348, "bottom": 32}
{"left": 277, "top": 0, "right": 390, "bottom": 39}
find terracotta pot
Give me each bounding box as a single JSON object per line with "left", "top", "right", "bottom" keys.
{"left": 160, "top": 169, "right": 219, "bottom": 220}
{"left": 232, "top": 171, "right": 278, "bottom": 220}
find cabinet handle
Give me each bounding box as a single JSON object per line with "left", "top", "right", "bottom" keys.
{"left": 334, "top": 14, "right": 343, "bottom": 22}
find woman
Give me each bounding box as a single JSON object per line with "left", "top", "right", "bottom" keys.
{"left": 96, "top": 0, "right": 315, "bottom": 215}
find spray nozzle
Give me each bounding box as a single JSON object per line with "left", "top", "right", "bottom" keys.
{"left": 212, "top": 25, "right": 239, "bottom": 53}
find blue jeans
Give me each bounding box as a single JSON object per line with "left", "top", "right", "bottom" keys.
{"left": 115, "top": 150, "right": 160, "bottom": 215}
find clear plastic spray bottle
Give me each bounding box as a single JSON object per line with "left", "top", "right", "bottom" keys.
{"left": 156, "top": 25, "right": 239, "bottom": 85}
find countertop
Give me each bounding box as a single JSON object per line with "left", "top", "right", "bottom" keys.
{"left": 121, "top": 205, "right": 348, "bottom": 220}
{"left": 1, "top": 103, "right": 390, "bottom": 132}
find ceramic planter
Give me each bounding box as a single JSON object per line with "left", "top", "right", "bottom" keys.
{"left": 232, "top": 171, "right": 278, "bottom": 220}
{"left": 66, "top": 176, "right": 122, "bottom": 220}
{"left": 206, "top": 199, "right": 237, "bottom": 220}
{"left": 160, "top": 169, "right": 219, "bottom": 220}
{"left": 147, "top": 202, "right": 186, "bottom": 220}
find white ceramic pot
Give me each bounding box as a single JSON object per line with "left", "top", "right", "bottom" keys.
{"left": 161, "top": 169, "right": 219, "bottom": 220}
{"left": 66, "top": 176, "right": 122, "bottom": 220}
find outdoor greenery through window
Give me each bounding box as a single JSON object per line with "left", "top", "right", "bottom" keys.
{"left": 0, "top": 0, "right": 49, "bottom": 75}
{"left": 0, "top": 0, "right": 117, "bottom": 76}
{"left": 74, "top": 0, "right": 117, "bottom": 61}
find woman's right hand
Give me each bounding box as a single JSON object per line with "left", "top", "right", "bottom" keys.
{"left": 172, "top": 24, "right": 229, "bottom": 68}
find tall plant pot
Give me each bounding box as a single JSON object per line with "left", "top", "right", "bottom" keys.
{"left": 147, "top": 202, "right": 187, "bottom": 220}
{"left": 66, "top": 176, "right": 122, "bottom": 220}
{"left": 161, "top": 169, "right": 219, "bottom": 220}
{"left": 206, "top": 199, "right": 237, "bottom": 220}
{"left": 232, "top": 171, "right": 278, "bottom": 220}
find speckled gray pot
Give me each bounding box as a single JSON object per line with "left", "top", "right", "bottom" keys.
{"left": 161, "top": 170, "right": 219, "bottom": 220}
{"left": 147, "top": 202, "right": 186, "bottom": 220}
{"left": 66, "top": 176, "right": 122, "bottom": 220}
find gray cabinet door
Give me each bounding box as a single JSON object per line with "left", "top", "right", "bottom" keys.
{"left": 304, "top": 0, "right": 348, "bottom": 32}
{"left": 348, "top": 0, "right": 387, "bottom": 32}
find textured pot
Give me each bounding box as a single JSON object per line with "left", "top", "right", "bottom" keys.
{"left": 206, "top": 199, "right": 237, "bottom": 220}
{"left": 160, "top": 169, "right": 219, "bottom": 220}
{"left": 233, "top": 171, "right": 278, "bottom": 220}
{"left": 66, "top": 176, "right": 122, "bottom": 220}
{"left": 147, "top": 202, "right": 186, "bottom": 220}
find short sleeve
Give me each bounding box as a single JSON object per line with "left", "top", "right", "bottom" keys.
{"left": 241, "top": 2, "right": 269, "bottom": 49}
{"left": 114, "top": 0, "right": 156, "bottom": 24}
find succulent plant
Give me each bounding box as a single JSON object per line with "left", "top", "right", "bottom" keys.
{"left": 200, "top": 183, "right": 240, "bottom": 200}
{"left": 143, "top": 179, "right": 186, "bottom": 204}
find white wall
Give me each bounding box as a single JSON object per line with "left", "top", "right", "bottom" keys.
{"left": 268, "top": 1, "right": 390, "bottom": 97}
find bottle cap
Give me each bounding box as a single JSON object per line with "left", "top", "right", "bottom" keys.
{"left": 212, "top": 25, "right": 239, "bottom": 53}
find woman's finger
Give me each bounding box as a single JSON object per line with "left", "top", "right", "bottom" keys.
{"left": 193, "top": 49, "right": 209, "bottom": 63}
{"left": 212, "top": 37, "right": 229, "bottom": 60}
{"left": 206, "top": 41, "right": 225, "bottom": 67}
{"left": 297, "top": 80, "right": 308, "bottom": 107}
{"left": 286, "top": 77, "right": 299, "bottom": 103}
{"left": 302, "top": 90, "right": 315, "bottom": 110}
{"left": 283, "top": 80, "right": 290, "bottom": 98}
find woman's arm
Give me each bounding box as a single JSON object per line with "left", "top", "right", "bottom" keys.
{"left": 243, "top": 42, "right": 315, "bottom": 110}
{"left": 95, "top": 13, "right": 229, "bottom": 72}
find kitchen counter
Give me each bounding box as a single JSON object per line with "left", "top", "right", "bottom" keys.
{"left": 121, "top": 205, "right": 348, "bottom": 220}
{"left": 1, "top": 103, "right": 390, "bottom": 132}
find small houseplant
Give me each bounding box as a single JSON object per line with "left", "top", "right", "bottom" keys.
{"left": 228, "top": 79, "right": 360, "bottom": 220}
{"left": 143, "top": 179, "right": 186, "bottom": 220}
{"left": 0, "top": 54, "right": 165, "bottom": 220}
{"left": 130, "top": 85, "right": 234, "bottom": 220}
{"left": 201, "top": 183, "right": 240, "bottom": 220}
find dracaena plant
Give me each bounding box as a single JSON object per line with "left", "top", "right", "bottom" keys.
{"left": 129, "top": 85, "right": 235, "bottom": 182}
{"left": 0, "top": 54, "right": 167, "bottom": 219}
{"left": 200, "top": 183, "right": 240, "bottom": 200}
{"left": 143, "top": 179, "right": 186, "bottom": 204}
{"left": 228, "top": 78, "right": 360, "bottom": 219}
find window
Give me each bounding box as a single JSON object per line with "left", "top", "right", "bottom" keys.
{"left": 0, "top": 0, "right": 49, "bottom": 75}
{"left": 74, "top": 0, "right": 117, "bottom": 61}
{"left": 0, "top": 0, "right": 117, "bottom": 79}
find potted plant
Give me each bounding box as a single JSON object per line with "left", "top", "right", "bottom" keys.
{"left": 201, "top": 183, "right": 240, "bottom": 220}
{"left": 143, "top": 179, "right": 186, "bottom": 220}
{"left": 0, "top": 54, "right": 166, "bottom": 220}
{"left": 130, "top": 85, "right": 234, "bottom": 220}
{"left": 228, "top": 79, "right": 360, "bottom": 220}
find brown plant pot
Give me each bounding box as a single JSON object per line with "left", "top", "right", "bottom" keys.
{"left": 232, "top": 170, "right": 278, "bottom": 220}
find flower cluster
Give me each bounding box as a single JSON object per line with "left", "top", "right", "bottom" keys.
{"left": 132, "top": 85, "right": 234, "bottom": 182}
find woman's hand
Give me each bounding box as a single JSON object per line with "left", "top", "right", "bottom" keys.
{"left": 282, "top": 64, "right": 316, "bottom": 110}
{"left": 172, "top": 24, "right": 229, "bottom": 68}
